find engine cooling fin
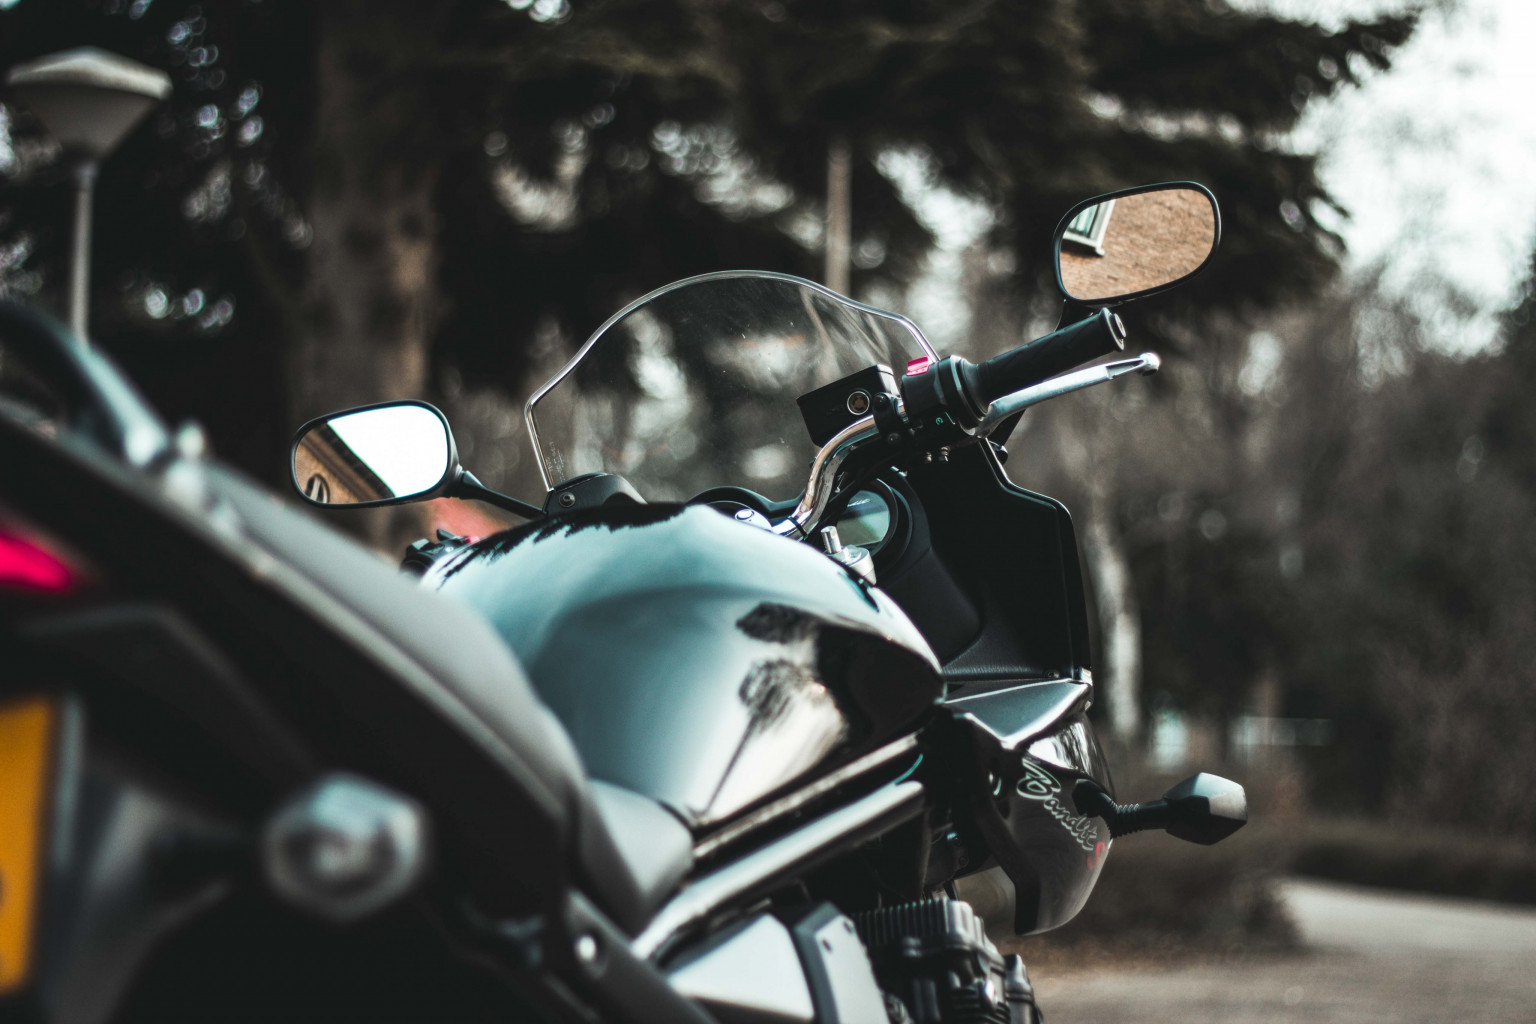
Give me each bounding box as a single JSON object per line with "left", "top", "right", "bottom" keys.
{"left": 850, "top": 897, "right": 1040, "bottom": 1024}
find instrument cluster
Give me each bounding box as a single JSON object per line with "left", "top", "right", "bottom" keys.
{"left": 700, "top": 480, "right": 906, "bottom": 559}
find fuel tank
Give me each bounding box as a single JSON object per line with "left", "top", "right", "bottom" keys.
{"left": 425, "top": 504, "right": 943, "bottom": 830}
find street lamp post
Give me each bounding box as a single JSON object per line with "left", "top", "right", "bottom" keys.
{"left": 6, "top": 47, "right": 171, "bottom": 339}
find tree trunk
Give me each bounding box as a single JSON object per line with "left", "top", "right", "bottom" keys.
{"left": 1056, "top": 407, "right": 1145, "bottom": 749}
{"left": 289, "top": 3, "right": 444, "bottom": 550}
{"left": 1083, "top": 501, "right": 1143, "bottom": 747}
{"left": 292, "top": 2, "right": 442, "bottom": 425}
{"left": 824, "top": 135, "right": 852, "bottom": 295}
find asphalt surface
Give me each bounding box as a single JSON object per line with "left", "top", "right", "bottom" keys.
{"left": 1030, "top": 879, "right": 1536, "bottom": 1024}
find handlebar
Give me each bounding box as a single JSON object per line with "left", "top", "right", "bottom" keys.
{"left": 898, "top": 309, "right": 1129, "bottom": 433}
{"left": 964, "top": 308, "right": 1126, "bottom": 409}
{"left": 770, "top": 412, "right": 878, "bottom": 538}
{"left": 775, "top": 311, "right": 1151, "bottom": 542}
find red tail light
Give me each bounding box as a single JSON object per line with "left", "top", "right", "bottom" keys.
{"left": 0, "top": 530, "right": 77, "bottom": 594}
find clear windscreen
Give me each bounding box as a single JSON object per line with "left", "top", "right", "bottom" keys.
{"left": 527, "top": 273, "right": 935, "bottom": 502}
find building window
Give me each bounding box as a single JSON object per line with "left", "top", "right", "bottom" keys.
{"left": 1062, "top": 199, "right": 1115, "bottom": 256}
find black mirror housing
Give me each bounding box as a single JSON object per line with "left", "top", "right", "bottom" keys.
{"left": 1074, "top": 771, "right": 1247, "bottom": 846}
{"left": 291, "top": 400, "right": 459, "bottom": 508}
{"left": 1053, "top": 181, "right": 1221, "bottom": 307}
{"left": 1160, "top": 772, "right": 1248, "bottom": 845}
{"left": 290, "top": 400, "right": 546, "bottom": 520}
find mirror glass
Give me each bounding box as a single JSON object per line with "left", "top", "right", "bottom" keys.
{"left": 292, "top": 403, "right": 451, "bottom": 505}
{"left": 1057, "top": 187, "right": 1217, "bottom": 304}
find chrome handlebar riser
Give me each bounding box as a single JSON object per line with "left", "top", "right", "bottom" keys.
{"left": 771, "top": 413, "right": 879, "bottom": 537}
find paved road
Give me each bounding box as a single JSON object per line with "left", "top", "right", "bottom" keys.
{"left": 1030, "top": 879, "right": 1536, "bottom": 1024}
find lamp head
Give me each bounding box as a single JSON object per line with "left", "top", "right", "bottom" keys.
{"left": 6, "top": 47, "right": 172, "bottom": 161}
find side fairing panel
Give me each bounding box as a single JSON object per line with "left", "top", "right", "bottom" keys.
{"left": 944, "top": 682, "right": 1114, "bottom": 936}
{"left": 902, "top": 444, "right": 1092, "bottom": 687}
{"left": 426, "top": 505, "right": 942, "bottom": 829}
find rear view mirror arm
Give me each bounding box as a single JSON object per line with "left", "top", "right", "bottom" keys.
{"left": 450, "top": 469, "right": 545, "bottom": 520}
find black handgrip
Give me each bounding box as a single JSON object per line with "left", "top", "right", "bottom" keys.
{"left": 966, "top": 308, "right": 1126, "bottom": 407}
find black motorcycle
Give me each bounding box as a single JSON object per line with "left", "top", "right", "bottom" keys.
{"left": 1, "top": 182, "right": 1243, "bottom": 1024}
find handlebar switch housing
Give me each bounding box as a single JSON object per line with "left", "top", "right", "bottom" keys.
{"left": 902, "top": 309, "right": 1129, "bottom": 442}
{"left": 900, "top": 355, "right": 986, "bottom": 438}
{"left": 869, "top": 389, "right": 908, "bottom": 445}
{"left": 402, "top": 528, "right": 473, "bottom": 576}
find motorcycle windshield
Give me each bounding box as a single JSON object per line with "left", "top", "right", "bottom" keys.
{"left": 526, "top": 272, "right": 936, "bottom": 501}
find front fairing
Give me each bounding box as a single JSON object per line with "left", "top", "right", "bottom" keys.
{"left": 425, "top": 504, "right": 942, "bottom": 829}
{"left": 525, "top": 271, "right": 934, "bottom": 501}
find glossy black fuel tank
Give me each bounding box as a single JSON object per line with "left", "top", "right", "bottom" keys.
{"left": 425, "top": 504, "right": 943, "bottom": 830}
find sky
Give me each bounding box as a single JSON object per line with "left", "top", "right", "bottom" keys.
{"left": 899, "top": 0, "right": 1536, "bottom": 355}
{"left": 328, "top": 405, "right": 450, "bottom": 498}
{"left": 1279, "top": 0, "right": 1536, "bottom": 342}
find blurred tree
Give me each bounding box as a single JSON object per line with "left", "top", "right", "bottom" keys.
{"left": 0, "top": 0, "right": 312, "bottom": 474}
{"left": 1297, "top": 254, "right": 1536, "bottom": 834}
{"left": 472, "top": 0, "right": 1414, "bottom": 740}
{"left": 469, "top": 0, "right": 1419, "bottom": 353}
{"left": 3, "top": 0, "right": 1415, "bottom": 488}
{"left": 993, "top": 0, "right": 1416, "bottom": 745}
{"left": 1023, "top": 244, "right": 1536, "bottom": 838}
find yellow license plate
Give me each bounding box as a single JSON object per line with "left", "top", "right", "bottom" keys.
{"left": 0, "top": 696, "right": 55, "bottom": 996}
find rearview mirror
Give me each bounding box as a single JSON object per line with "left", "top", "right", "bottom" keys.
{"left": 1054, "top": 182, "right": 1220, "bottom": 306}
{"left": 291, "top": 401, "right": 456, "bottom": 507}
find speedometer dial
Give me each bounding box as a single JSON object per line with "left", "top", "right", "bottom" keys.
{"left": 835, "top": 490, "right": 893, "bottom": 550}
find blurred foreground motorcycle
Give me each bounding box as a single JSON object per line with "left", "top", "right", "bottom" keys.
{"left": 1, "top": 182, "right": 1245, "bottom": 1024}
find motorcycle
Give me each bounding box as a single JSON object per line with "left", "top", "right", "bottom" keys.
{"left": 1, "top": 181, "right": 1244, "bottom": 1024}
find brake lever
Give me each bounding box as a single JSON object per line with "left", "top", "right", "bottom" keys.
{"left": 971, "top": 353, "right": 1160, "bottom": 436}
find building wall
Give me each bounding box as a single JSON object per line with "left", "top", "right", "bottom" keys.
{"left": 294, "top": 430, "right": 386, "bottom": 504}
{"left": 1061, "top": 188, "right": 1215, "bottom": 300}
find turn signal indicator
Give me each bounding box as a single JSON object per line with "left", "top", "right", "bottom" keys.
{"left": 0, "top": 696, "right": 56, "bottom": 995}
